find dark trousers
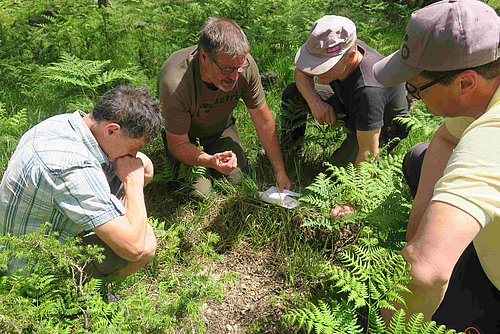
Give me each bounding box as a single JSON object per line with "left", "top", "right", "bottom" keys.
{"left": 403, "top": 143, "right": 500, "bottom": 333}
{"left": 162, "top": 120, "right": 249, "bottom": 179}
{"left": 280, "top": 82, "right": 356, "bottom": 166}
{"left": 280, "top": 82, "right": 408, "bottom": 166}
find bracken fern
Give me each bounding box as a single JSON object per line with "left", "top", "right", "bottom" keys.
{"left": 41, "top": 53, "right": 136, "bottom": 100}
{"left": 299, "top": 153, "right": 405, "bottom": 230}
{"left": 284, "top": 228, "right": 461, "bottom": 334}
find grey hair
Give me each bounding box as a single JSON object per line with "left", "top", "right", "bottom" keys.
{"left": 91, "top": 85, "right": 163, "bottom": 142}
{"left": 198, "top": 17, "right": 249, "bottom": 58}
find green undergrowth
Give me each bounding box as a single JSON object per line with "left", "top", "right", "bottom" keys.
{"left": 0, "top": 220, "right": 226, "bottom": 333}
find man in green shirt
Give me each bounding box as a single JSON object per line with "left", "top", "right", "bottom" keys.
{"left": 158, "top": 17, "right": 291, "bottom": 196}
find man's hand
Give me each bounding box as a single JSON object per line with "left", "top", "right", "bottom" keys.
{"left": 115, "top": 155, "right": 145, "bottom": 188}
{"left": 310, "top": 99, "right": 336, "bottom": 125}
{"left": 211, "top": 150, "right": 238, "bottom": 175}
{"left": 275, "top": 169, "right": 292, "bottom": 191}
{"left": 330, "top": 204, "right": 355, "bottom": 220}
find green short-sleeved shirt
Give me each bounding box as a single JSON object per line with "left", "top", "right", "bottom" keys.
{"left": 157, "top": 46, "right": 265, "bottom": 139}
{"left": 434, "top": 86, "right": 500, "bottom": 289}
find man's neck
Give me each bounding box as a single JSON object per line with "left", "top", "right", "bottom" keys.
{"left": 469, "top": 77, "right": 500, "bottom": 119}
{"left": 198, "top": 51, "right": 213, "bottom": 84}
{"left": 83, "top": 114, "right": 102, "bottom": 141}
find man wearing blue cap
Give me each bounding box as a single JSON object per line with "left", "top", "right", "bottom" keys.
{"left": 374, "top": 0, "right": 500, "bottom": 331}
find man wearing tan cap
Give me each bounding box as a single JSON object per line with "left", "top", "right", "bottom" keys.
{"left": 373, "top": 0, "right": 500, "bottom": 331}
{"left": 281, "top": 15, "right": 409, "bottom": 167}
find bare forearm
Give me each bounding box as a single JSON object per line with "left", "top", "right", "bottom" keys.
{"left": 355, "top": 129, "right": 380, "bottom": 167}
{"left": 381, "top": 283, "right": 446, "bottom": 325}
{"left": 92, "top": 155, "right": 154, "bottom": 261}
{"left": 255, "top": 117, "right": 286, "bottom": 175}
{"left": 407, "top": 125, "right": 458, "bottom": 241}
{"left": 355, "top": 147, "right": 379, "bottom": 167}
{"left": 295, "top": 68, "right": 322, "bottom": 106}
{"left": 403, "top": 283, "right": 447, "bottom": 321}
{"left": 118, "top": 179, "right": 148, "bottom": 257}
{"left": 169, "top": 141, "right": 214, "bottom": 169}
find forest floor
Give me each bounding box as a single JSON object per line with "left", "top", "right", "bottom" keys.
{"left": 199, "top": 242, "right": 295, "bottom": 334}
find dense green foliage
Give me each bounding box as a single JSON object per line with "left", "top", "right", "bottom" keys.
{"left": 1, "top": 0, "right": 486, "bottom": 332}
{"left": 283, "top": 228, "right": 460, "bottom": 333}
{"left": 0, "top": 221, "right": 223, "bottom": 333}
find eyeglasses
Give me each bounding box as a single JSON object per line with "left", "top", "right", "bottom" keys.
{"left": 405, "top": 76, "right": 449, "bottom": 100}
{"left": 208, "top": 55, "right": 250, "bottom": 76}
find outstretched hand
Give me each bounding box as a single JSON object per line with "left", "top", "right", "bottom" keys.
{"left": 275, "top": 170, "right": 292, "bottom": 191}
{"left": 310, "top": 99, "right": 336, "bottom": 126}
{"left": 211, "top": 150, "right": 238, "bottom": 175}
{"left": 330, "top": 204, "right": 355, "bottom": 220}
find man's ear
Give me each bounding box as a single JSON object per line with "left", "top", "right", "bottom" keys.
{"left": 199, "top": 49, "right": 208, "bottom": 63}
{"left": 103, "top": 122, "right": 121, "bottom": 137}
{"left": 348, "top": 44, "right": 358, "bottom": 59}
{"left": 458, "top": 70, "right": 478, "bottom": 96}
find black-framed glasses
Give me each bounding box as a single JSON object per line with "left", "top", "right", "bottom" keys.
{"left": 405, "top": 76, "right": 448, "bottom": 100}
{"left": 208, "top": 55, "right": 250, "bottom": 76}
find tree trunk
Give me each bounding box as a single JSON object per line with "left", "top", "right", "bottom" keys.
{"left": 97, "top": 0, "right": 111, "bottom": 8}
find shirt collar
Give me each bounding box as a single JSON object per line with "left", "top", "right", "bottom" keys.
{"left": 485, "top": 84, "right": 500, "bottom": 112}
{"left": 68, "top": 110, "right": 111, "bottom": 167}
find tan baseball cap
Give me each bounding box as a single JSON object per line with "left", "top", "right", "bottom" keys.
{"left": 374, "top": 0, "right": 500, "bottom": 86}
{"left": 295, "top": 15, "right": 356, "bottom": 75}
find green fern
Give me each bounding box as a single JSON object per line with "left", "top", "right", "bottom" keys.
{"left": 41, "top": 53, "right": 136, "bottom": 99}
{"left": 327, "top": 227, "right": 411, "bottom": 312}
{"left": 284, "top": 300, "right": 363, "bottom": 334}
{"left": 280, "top": 97, "right": 346, "bottom": 157}
{"left": 299, "top": 153, "right": 406, "bottom": 230}
{"left": 280, "top": 98, "right": 309, "bottom": 152}
{"left": 325, "top": 154, "right": 404, "bottom": 214}
{"left": 178, "top": 162, "right": 208, "bottom": 182}
{"left": 154, "top": 139, "right": 209, "bottom": 186}
{"left": 0, "top": 104, "right": 30, "bottom": 173}
{"left": 387, "top": 310, "right": 461, "bottom": 334}
{"left": 0, "top": 105, "right": 29, "bottom": 138}
{"left": 285, "top": 229, "right": 461, "bottom": 333}
{"left": 300, "top": 172, "right": 337, "bottom": 212}
{"left": 395, "top": 103, "right": 443, "bottom": 139}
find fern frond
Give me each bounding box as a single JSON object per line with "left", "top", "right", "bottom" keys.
{"left": 41, "top": 53, "right": 135, "bottom": 97}
{"left": 93, "top": 69, "right": 135, "bottom": 86}
{"left": 367, "top": 311, "right": 388, "bottom": 334}
{"left": 300, "top": 172, "right": 337, "bottom": 212}
{"left": 403, "top": 312, "right": 425, "bottom": 333}
{"left": 420, "top": 322, "right": 459, "bottom": 334}
{"left": 387, "top": 309, "right": 407, "bottom": 334}
{"left": 322, "top": 227, "right": 411, "bottom": 319}
{"left": 328, "top": 266, "right": 368, "bottom": 309}
{"left": 284, "top": 300, "right": 362, "bottom": 334}
{"left": 0, "top": 108, "right": 30, "bottom": 138}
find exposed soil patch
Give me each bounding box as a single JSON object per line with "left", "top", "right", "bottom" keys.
{"left": 200, "top": 243, "right": 293, "bottom": 333}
